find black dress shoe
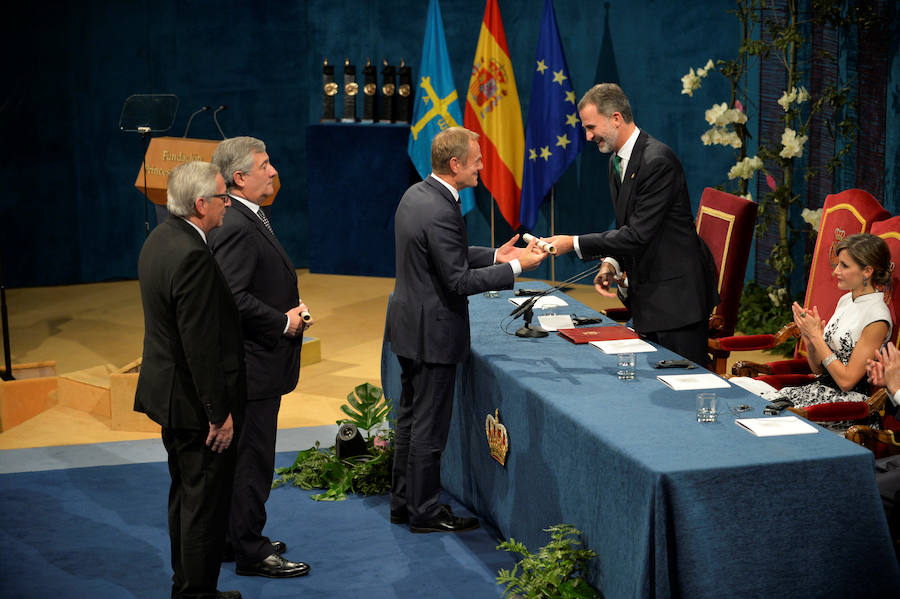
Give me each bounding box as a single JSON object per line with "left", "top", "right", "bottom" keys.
{"left": 222, "top": 541, "right": 286, "bottom": 562}
{"left": 410, "top": 505, "right": 480, "bottom": 534}
{"left": 235, "top": 554, "right": 311, "bottom": 578}
{"left": 270, "top": 540, "right": 287, "bottom": 555}
{"left": 217, "top": 592, "right": 241, "bottom": 599}
{"left": 392, "top": 503, "right": 452, "bottom": 524}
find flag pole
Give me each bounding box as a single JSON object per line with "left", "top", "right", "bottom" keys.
{"left": 550, "top": 186, "right": 555, "bottom": 284}
{"left": 490, "top": 196, "right": 495, "bottom": 248}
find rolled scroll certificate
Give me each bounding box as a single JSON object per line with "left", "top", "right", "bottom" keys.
{"left": 522, "top": 233, "right": 557, "bottom": 255}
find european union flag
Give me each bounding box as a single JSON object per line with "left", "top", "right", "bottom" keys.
{"left": 408, "top": 0, "right": 473, "bottom": 214}
{"left": 519, "top": 0, "right": 584, "bottom": 231}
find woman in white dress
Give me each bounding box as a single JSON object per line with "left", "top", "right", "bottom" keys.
{"left": 733, "top": 233, "right": 893, "bottom": 428}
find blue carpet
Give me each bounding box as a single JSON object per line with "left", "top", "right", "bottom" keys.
{"left": 0, "top": 448, "right": 515, "bottom": 598}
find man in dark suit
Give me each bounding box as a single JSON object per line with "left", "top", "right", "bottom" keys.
{"left": 208, "top": 137, "right": 310, "bottom": 578}
{"left": 386, "top": 127, "right": 547, "bottom": 533}
{"left": 546, "top": 83, "right": 718, "bottom": 365}
{"left": 135, "top": 161, "right": 244, "bottom": 599}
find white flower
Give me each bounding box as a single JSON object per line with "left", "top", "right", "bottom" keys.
{"left": 697, "top": 59, "right": 715, "bottom": 77}
{"left": 704, "top": 103, "right": 748, "bottom": 127}
{"left": 767, "top": 287, "right": 788, "bottom": 307}
{"left": 777, "top": 86, "right": 809, "bottom": 112}
{"left": 779, "top": 128, "right": 808, "bottom": 159}
{"left": 801, "top": 208, "right": 823, "bottom": 232}
{"left": 777, "top": 88, "right": 797, "bottom": 112}
{"left": 705, "top": 102, "right": 729, "bottom": 125}
{"left": 681, "top": 68, "right": 701, "bottom": 96}
{"left": 727, "top": 156, "right": 763, "bottom": 180}
{"left": 701, "top": 126, "right": 742, "bottom": 148}
{"left": 741, "top": 192, "right": 753, "bottom": 202}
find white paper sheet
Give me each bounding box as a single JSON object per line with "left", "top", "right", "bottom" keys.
{"left": 656, "top": 373, "right": 731, "bottom": 390}
{"left": 735, "top": 416, "right": 819, "bottom": 437}
{"left": 590, "top": 338, "right": 657, "bottom": 353}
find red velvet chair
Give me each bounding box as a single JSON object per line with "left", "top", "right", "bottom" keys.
{"left": 727, "top": 189, "right": 890, "bottom": 383}
{"left": 602, "top": 188, "right": 757, "bottom": 373}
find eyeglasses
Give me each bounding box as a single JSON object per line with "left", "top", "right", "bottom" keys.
{"left": 204, "top": 194, "right": 231, "bottom": 203}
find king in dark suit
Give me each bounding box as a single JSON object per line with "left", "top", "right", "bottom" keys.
{"left": 386, "top": 127, "right": 547, "bottom": 533}
{"left": 135, "top": 161, "right": 244, "bottom": 599}
{"left": 208, "top": 137, "right": 311, "bottom": 579}
{"left": 548, "top": 83, "right": 718, "bottom": 365}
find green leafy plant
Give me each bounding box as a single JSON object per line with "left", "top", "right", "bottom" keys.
{"left": 735, "top": 281, "right": 796, "bottom": 356}
{"left": 272, "top": 383, "right": 393, "bottom": 501}
{"left": 339, "top": 382, "right": 391, "bottom": 435}
{"left": 496, "top": 524, "right": 600, "bottom": 599}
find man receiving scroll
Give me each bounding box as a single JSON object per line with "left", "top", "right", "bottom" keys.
{"left": 385, "top": 127, "right": 547, "bottom": 533}
{"left": 545, "top": 83, "right": 718, "bottom": 366}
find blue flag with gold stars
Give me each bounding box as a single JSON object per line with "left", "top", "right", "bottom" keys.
{"left": 408, "top": 0, "right": 473, "bottom": 214}
{"left": 519, "top": 0, "right": 583, "bottom": 230}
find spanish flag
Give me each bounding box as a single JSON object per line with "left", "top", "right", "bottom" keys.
{"left": 464, "top": 0, "right": 525, "bottom": 230}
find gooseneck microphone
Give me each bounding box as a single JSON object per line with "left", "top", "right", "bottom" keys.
{"left": 212, "top": 105, "right": 227, "bottom": 139}
{"left": 509, "top": 262, "right": 604, "bottom": 320}
{"left": 182, "top": 105, "right": 211, "bottom": 137}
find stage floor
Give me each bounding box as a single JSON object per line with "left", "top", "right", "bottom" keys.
{"left": 0, "top": 269, "right": 768, "bottom": 450}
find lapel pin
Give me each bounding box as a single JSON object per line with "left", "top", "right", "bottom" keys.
{"left": 630, "top": 173, "right": 635, "bottom": 179}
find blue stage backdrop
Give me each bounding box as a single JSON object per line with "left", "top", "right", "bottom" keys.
{"left": 0, "top": 0, "right": 896, "bottom": 287}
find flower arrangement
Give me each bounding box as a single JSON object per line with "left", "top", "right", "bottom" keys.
{"left": 272, "top": 382, "right": 393, "bottom": 501}
{"left": 680, "top": 0, "right": 873, "bottom": 350}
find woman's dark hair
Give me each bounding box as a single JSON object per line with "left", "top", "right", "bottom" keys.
{"left": 835, "top": 233, "right": 892, "bottom": 288}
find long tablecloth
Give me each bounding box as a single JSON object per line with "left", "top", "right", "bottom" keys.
{"left": 381, "top": 285, "right": 900, "bottom": 597}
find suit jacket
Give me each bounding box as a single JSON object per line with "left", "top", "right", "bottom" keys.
{"left": 579, "top": 131, "right": 718, "bottom": 333}
{"left": 386, "top": 176, "right": 515, "bottom": 364}
{"left": 208, "top": 200, "right": 301, "bottom": 400}
{"left": 135, "top": 217, "right": 245, "bottom": 430}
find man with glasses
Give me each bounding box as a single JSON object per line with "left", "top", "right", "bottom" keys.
{"left": 208, "top": 137, "right": 311, "bottom": 579}
{"left": 136, "top": 161, "right": 245, "bottom": 599}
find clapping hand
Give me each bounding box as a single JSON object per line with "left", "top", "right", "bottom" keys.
{"left": 791, "top": 301, "right": 823, "bottom": 339}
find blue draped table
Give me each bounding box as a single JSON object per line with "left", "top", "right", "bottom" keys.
{"left": 381, "top": 285, "right": 900, "bottom": 598}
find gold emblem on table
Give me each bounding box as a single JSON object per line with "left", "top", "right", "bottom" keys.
{"left": 485, "top": 409, "right": 509, "bottom": 466}
{"left": 363, "top": 82, "right": 376, "bottom": 96}
{"left": 345, "top": 81, "right": 359, "bottom": 96}
{"left": 382, "top": 82, "right": 395, "bottom": 96}
{"left": 398, "top": 84, "right": 411, "bottom": 97}
{"left": 324, "top": 82, "right": 338, "bottom": 96}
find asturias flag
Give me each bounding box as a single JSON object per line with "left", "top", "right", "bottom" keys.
{"left": 464, "top": 0, "right": 525, "bottom": 230}
{"left": 519, "top": 0, "right": 584, "bottom": 231}
{"left": 408, "top": 0, "right": 474, "bottom": 214}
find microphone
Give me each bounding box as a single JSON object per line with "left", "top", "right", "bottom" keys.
{"left": 212, "top": 105, "right": 227, "bottom": 139}
{"left": 509, "top": 262, "right": 604, "bottom": 320}
{"left": 182, "top": 105, "right": 211, "bottom": 137}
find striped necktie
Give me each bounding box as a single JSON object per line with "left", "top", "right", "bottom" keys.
{"left": 257, "top": 208, "right": 274, "bottom": 234}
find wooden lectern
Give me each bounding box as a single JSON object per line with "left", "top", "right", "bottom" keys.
{"left": 134, "top": 137, "right": 280, "bottom": 206}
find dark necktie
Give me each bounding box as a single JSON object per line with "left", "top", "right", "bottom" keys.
{"left": 612, "top": 154, "right": 622, "bottom": 181}
{"left": 257, "top": 208, "right": 274, "bottom": 234}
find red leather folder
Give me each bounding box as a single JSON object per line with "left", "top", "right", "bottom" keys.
{"left": 557, "top": 325, "right": 638, "bottom": 344}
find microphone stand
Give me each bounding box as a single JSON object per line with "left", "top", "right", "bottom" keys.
{"left": 510, "top": 262, "right": 604, "bottom": 338}
{"left": 516, "top": 304, "right": 546, "bottom": 338}
{"left": 212, "top": 105, "right": 227, "bottom": 139}
{"left": 183, "top": 105, "right": 210, "bottom": 137}
{"left": 1, "top": 254, "right": 13, "bottom": 381}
